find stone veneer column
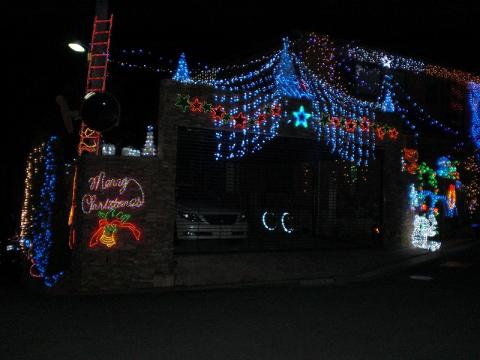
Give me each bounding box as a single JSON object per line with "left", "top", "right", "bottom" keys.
{"left": 71, "top": 156, "right": 175, "bottom": 291}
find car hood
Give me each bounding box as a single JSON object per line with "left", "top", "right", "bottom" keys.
{"left": 177, "top": 202, "right": 242, "bottom": 214}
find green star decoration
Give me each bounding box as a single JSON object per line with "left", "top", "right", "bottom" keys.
{"left": 203, "top": 103, "right": 212, "bottom": 113}
{"left": 320, "top": 113, "right": 330, "bottom": 126}
{"left": 175, "top": 94, "right": 190, "bottom": 112}
{"left": 223, "top": 113, "right": 232, "bottom": 122}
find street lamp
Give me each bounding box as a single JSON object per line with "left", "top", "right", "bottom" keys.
{"left": 68, "top": 42, "right": 86, "bottom": 53}
{"left": 58, "top": 41, "right": 88, "bottom": 135}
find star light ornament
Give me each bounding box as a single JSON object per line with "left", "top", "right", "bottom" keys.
{"left": 381, "top": 55, "right": 392, "bottom": 69}
{"left": 293, "top": 105, "right": 311, "bottom": 128}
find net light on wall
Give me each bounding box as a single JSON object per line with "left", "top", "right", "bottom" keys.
{"left": 102, "top": 143, "right": 116, "bottom": 156}
{"left": 121, "top": 147, "right": 141, "bottom": 156}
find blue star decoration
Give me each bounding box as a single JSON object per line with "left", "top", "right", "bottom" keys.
{"left": 293, "top": 105, "right": 311, "bottom": 128}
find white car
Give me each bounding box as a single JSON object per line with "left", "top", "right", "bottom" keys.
{"left": 176, "top": 203, "right": 248, "bottom": 240}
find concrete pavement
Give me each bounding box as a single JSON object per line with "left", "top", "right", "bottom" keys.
{"left": 2, "top": 242, "right": 480, "bottom": 359}
{"left": 174, "top": 239, "right": 479, "bottom": 290}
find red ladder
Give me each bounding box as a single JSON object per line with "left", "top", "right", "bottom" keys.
{"left": 86, "top": 15, "right": 113, "bottom": 93}
{"left": 79, "top": 15, "right": 113, "bottom": 156}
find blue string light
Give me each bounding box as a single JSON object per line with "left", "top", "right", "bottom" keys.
{"left": 274, "top": 38, "right": 311, "bottom": 99}
{"left": 29, "top": 136, "right": 63, "bottom": 287}
{"left": 468, "top": 82, "right": 480, "bottom": 156}
{"left": 120, "top": 35, "right": 463, "bottom": 163}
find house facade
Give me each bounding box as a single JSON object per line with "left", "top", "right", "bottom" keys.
{"left": 22, "top": 34, "right": 479, "bottom": 291}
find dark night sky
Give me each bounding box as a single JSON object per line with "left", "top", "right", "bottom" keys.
{"left": 3, "top": 0, "right": 479, "bottom": 235}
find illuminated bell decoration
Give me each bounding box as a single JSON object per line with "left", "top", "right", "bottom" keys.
{"left": 102, "top": 143, "right": 116, "bottom": 156}
{"left": 80, "top": 92, "right": 120, "bottom": 132}
{"left": 99, "top": 224, "right": 118, "bottom": 247}
{"left": 89, "top": 218, "right": 141, "bottom": 248}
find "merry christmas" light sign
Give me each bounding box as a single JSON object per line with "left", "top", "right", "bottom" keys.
{"left": 81, "top": 171, "right": 145, "bottom": 215}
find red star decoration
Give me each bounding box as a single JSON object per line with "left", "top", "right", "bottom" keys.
{"left": 360, "top": 117, "right": 370, "bottom": 132}
{"left": 233, "top": 112, "right": 247, "bottom": 129}
{"left": 331, "top": 117, "right": 341, "bottom": 128}
{"left": 271, "top": 104, "right": 282, "bottom": 117}
{"left": 211, "top": 105, "right": 225, "bottom": 121}
{"left": 345, "top": 119, "right": 357, "bottom": 133}
{"left": 190, "top": 97, "right": 203, "bottom": 112}
{"left": 388, "top": 128, "right": 399, "bottom": 140}
{"left": 256, "top": 113, "right": 267, "bottom": 125}
{"left": 376, "top": 127, "right": 385, "bottom": 140}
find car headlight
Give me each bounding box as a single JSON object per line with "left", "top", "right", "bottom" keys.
{"left": 178, "top": 211, "right": 200, "bottom": 222}
{"left": 239, "top": 213, "right": 247, "bottom": 222}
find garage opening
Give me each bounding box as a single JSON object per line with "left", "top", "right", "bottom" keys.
{"left": 175, "top": 126, "right": 382, "bottom": 253}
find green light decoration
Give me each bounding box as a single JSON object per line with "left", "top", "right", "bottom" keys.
{"left": 202, "top": 103, "right": 212, "bottom": 113}
{"left": 97, "top": 208, "right": 131, "bottom": 223}
{"left": 223, "top": 113, "right": 232, "bottom": 124}
{"left": 175, "top": 94, "right": 190, "bottom": 112}
{"left": 417, "top": 162, "right": 438, "bottom": 189}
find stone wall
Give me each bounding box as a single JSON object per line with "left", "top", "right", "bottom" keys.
{"left": 380, "top": 141, "right": 413, "bottom": 247}
{"left": 71, "top": 156, "right": 175, "bottom": 291}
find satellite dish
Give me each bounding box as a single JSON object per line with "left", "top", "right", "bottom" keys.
{"left": 80, "top": 92, "right": 120, "bottom": 132}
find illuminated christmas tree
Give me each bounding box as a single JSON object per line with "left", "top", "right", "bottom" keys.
{"left": 274, "top": 38, "right": 306, "bottom": 98}
{"left": 141, "top": 125, "right": 156, "bottom": 156}
{"left": 173, "top": 52, "right": 191, "bottom": 83}
{"left": 380, "top": 74, "right": 395, "bottom": 112}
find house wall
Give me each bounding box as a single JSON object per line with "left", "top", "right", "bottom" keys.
{"left": 70, "top": 79, "right": 413, "bottom": 291}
